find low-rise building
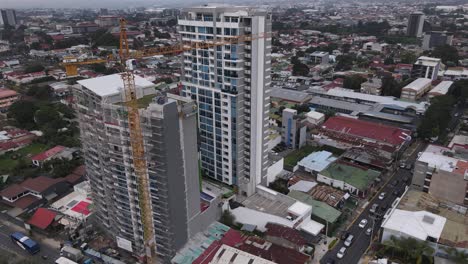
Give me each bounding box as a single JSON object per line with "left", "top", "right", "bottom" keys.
{"left": 0, "top": 88, "right": 18, "bottom": 111}
{"left": 305, "top": 111, "right": 325, "bottom": 125}
{"left": 400, "top": 78, "right": 432, "bottom": 101}
{"left": 381, "top": 189, "right": 468, "bottom": 251}
{"left": 307, "top": 51, "right": 329, "bottom": 65}
{"left": 231, "top": 186, "right": 323, "bottom": 237}
{"left": 317, "top": 160, "right": 380, "bottom": 197}
{"left": 315, "top": 116, "right": 412, "bottom": 159}
{"left": 360, "top": 78, "right": 382, "bottom": 95}
{"left": 4, "top": 71, "right": 47, "bottom": 84}
{"left": 442, "top": 67, "right": 468, "bottom": 80}
{"left": 411, "top": 144, "right": 468, "bottom": 206}
{"left": 297, "top": 151, "right": 337, "bottom": 174}
{"left": 210, "top": 244, "right": 277, "bottom": 264}
{"left": 428, "top": 81, "right": 453, "bottom": 99}
{"left": 31, "top": 145, "right": 75, "bottom": 167}
{"left": 362, "top": 42, "right": 389, "bottom": 53}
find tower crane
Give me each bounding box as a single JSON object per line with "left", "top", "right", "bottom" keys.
{"left": 66, "top": 18, "right": 269, "bottom": 263}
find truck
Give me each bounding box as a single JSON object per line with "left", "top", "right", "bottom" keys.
{"left": 61, "top": 246, "right": 84, "bottom": 262}
{"left": 10, "top": 232, "right": 40, "bottom": 254}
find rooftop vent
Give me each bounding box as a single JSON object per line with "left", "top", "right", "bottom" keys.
{"left": 422, "top": 215, "right": 435, "bottom": 224}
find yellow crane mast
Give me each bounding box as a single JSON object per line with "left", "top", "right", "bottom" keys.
{"left": 118, "top": 18, "right": 156, "bottom": 263}
{"left": 64, "top": 20, "right": 269, "bottom": 263}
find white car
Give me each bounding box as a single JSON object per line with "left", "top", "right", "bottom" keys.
{"left": 378, "top": 192, "right": 386, "bottom": 200}
{"left": 337, "top": 246, "right": 346, "bottom": 259}
{"left": 359, "top": 219, "right": 368, "bottom": 228}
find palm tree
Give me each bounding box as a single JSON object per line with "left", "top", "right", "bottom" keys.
{"left": 383, "top": 236, "right": 434, "bottom": 263}
{"left": 443, "top": 247, "right": 468, "bottom": 264}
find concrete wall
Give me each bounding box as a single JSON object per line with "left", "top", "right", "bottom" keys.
{"left": 266, "top": 158, "right": 284, "bottom": 185}
{"left": 188, "top": 196, "right": 222, "bottom": 238}
{"left": 317, "top": 173, "right": 359, "bottom": 195}
{"left": 429, "top": 170, "right": 467, "bottom": 205}
{"left": 411, "top": 161, "right": 429, "bottom": 191}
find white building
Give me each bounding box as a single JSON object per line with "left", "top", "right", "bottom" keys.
{"left": 231, "top": 186, "right": 324, "bottom": 236}
{"left": 362, "top": 42, "right": 389, "bottom": 53}
{"left": 382, "top": 209, "right": 446, "bottom": 244}
{"left": 401, "top": 78, "right": 432, "bottom": 101}
{"left": 305, "top": 110, "right": 325, "bottom": 125}
{"left": 428, "top": 81, "right": 453, "bottom": 98}
{"left": 308, "top": 51, "right": 329, "bottom": 65}
{"left": 412, "top": 56, "right": 441, "bottom": 81}
{"left": 178, "top": 5, "right": 272, "bottom": 196}
{"left": 210, "top": 245, "right": 276, "bottom": 264}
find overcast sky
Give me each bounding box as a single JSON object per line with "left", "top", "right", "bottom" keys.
{"left": 0, "top": 0, "right": 192, "bottom": 9}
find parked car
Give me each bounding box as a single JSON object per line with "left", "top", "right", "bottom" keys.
{"left": 344, "top": 234, "right": 354, "bottom": 247}
{"left": 405, "top": 164, "right": 412, "bottom": 170}
{"left": 359, "top": 219, "right": 368, "bottom": 228}
{"left": 370, "top": 203, "right": 379, "bottom": 214}
{"left": 337, "top": 247, "right": 347, "bottom": 259}
{"left": 365, "top": 228, "right": 372, "bottom": 236}
{"left": 378, "top": 192, "right": 386, "bottom": 200}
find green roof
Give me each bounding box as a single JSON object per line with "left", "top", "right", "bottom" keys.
{"left": 320, "top": 162, "right": 380, "bottom": 190}
{"left": 288, "top": 190, "right": 341, "bottom": 223}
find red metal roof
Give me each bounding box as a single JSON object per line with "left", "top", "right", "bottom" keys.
{"left": 31, "top": 145, "right": 66, "bottom": 161}
{"left": 21, "top": 176, "right": 65, "bottom": 193}
{"left": 8, "top": 195, "right": 41, "bottom": 209}
{"left": 265, "top": 223, "right": 306, "bottom": 247}
{"left": 0, "top": 184, "right": 27, "bottom": 199}
{"left": 28, "top": 208, "right": 57, "bottom": 229}
{"left": 322, "top": 116, "right": 410, "bottom": 146}
{"left": 193, "top": 229, "right": 244, "bottom": 264}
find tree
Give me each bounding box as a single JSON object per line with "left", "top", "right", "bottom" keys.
{"left": 384, "top": 57, "right": 395, "bottom": 65}
{"left": 24, "top": 64, "right": 45, "bottom": 73}
{"left": 418, "top": 95, "right": 455, "bottom": 139}
{"left": 335, "top": 55, "right": 354, "bottom": 71}
{"left": 293, "top": 104, "right": 310, "bottom": 114}
{"left": 343, "top": 75, "right": 367, "bottom": 90}
{"left": 341, "top": 43, "right": 351, "bottom": 54}
{"left": 220, "top": 210, "right": 236, "bottom": 227}
{"left": 431, "top": 44, "right": 459, "bottom": 65}
{"left": 400, "top": 51, "right": 417, "bottom": 64}
{"left": 291, "top": 56, "right": 309, "bottom": 76}
{"left": 381, "top": 236, "right": 434, "bottom": 264}
{"left": 381, "top": 76, "right": 402, "bottom": 97}
{"left": 8, "top": 101, "right": 38, "bottom": 129}
{"left": 26, "top": 85, "right": 52, "bottom": 100}
{"left": 35, "top": 105, "right": 62, "bottom": 128}
{"left": 443, "top": 247, "right": 468, "bottom": 264}
{"left": 90, "top": 29, "right": 119, "bottom": 48}
{"left": 450, "top": 80, "right": 468, "bottom": 101}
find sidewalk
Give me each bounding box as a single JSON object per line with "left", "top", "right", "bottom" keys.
{"left": 312, "top": 236, "right": 335, "bottom": 264}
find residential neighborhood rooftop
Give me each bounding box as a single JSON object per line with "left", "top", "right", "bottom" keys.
{"left": 320, "top": 160, "right": 380, "bottom": 190}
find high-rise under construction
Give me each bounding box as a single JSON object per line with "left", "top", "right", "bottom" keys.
{"left": 74, "top": 74, "right": 203, "bottom": 262}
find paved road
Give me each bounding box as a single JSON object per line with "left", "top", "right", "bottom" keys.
{"left": 320, "top": 141, "right": 427, "bottom": 264}
{"left": 0, "top": 214, "right": 60, "bottom": 263}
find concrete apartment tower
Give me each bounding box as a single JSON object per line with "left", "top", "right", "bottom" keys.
{"left": 407, "top": 12, "right": 425, "bottom": 37}
{"left": 178, "top": 5, "right": 272, "bottom": 197}
{"left": 74, "top": 74, "right": 202, "bottom": 262}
